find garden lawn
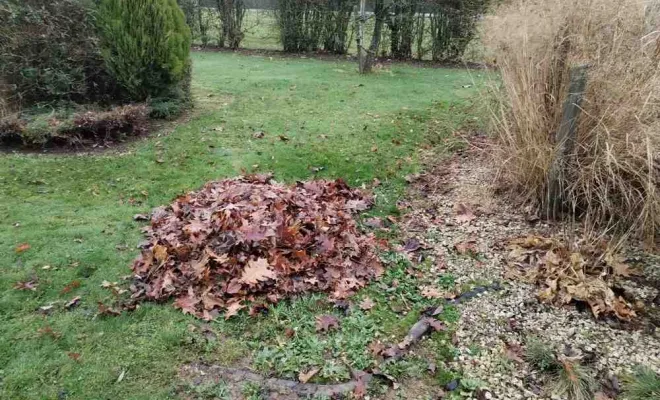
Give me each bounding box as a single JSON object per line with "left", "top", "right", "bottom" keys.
{"left": 0, "top": 51, "right": 480, "bottom": 399}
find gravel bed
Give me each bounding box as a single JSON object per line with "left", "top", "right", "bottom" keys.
{"left": 400, "top": 149, "right": 660, "bottom": 399}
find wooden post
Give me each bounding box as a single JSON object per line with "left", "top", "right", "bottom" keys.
{"left": 358, "top": 0, "right": 368, "bottom": 73}
{"left": 545, "top": 64, "right": 589, "bottom": 218}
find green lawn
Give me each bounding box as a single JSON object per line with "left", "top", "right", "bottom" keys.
{"left": 0, "top": 51, "right": 480, "bottom": 399}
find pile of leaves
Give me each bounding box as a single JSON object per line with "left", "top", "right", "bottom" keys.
{"left": 503, "top": 235, "right": 638, "bottom": 321}
{"left": 130, "top": 174, "right": 383, "bottom": 320}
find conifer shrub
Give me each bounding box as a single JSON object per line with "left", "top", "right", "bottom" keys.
{"left": 98, "top": 0, "right": 192, "bottom": 101}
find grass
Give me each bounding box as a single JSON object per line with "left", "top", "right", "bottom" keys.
{"left": 553, "top": 361, "right": 595, "bottom": 400}
{"left": 0, "top": 51, "right": 480, "bottom": 399}
{"left": 623, "top": 367, "right": 660, "bottom": 400}
{"left": 525, "top": 336, "right": 558, "bottom": 372}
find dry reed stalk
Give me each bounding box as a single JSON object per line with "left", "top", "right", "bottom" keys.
{"left": 482, "top": 0, "right": 660, "bottom": 243}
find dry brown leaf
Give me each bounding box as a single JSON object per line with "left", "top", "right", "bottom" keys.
{"left": 13, "top": 280, "right": 38, "bottom": 291}
{"left": 421, "top": 286, "right": 444, "bottom": 299}
{"left": 153, "top": 244, "right": 168, "bottom": 264}
{"left": 15, "top": 243, "right": 30, "bottom": 253}
{"left": 426, "top": 318, "right": 446, "bottom": 332}
{"left": 605, "top": 252, "right": 637, "bottom": 277}
{"left": 224, "top": 302, "right": 245, "bottom": 320}
{"left": 368, "top": 341, "right": 385, "bottom": 356}
{"left": 455, "top": 240, "right": 478, "bottom": 255}
{"left": 359, "top": 297, "right": 375, "bottom": 310}
{"left": 505, "top": 235, "right": 639, "bottom": 322}
{"left": 315, "top": 314, "right": 339, "bottom": 332}
{"left": 454, "top": 203, "right": 476, "bottom": 223}
{"left": 353, "top": 372, "right": 369, "bottom": 399}
{"left": 504, "top": 342, "right": 525, "bottom": 363}
{"left": 298, "top": 368, "right": 320, "bottom": 383}
{"left": 240, "top": 258, "right": 277, "bottom": 285}
{"left": 65, "top": 296, "right": 81, "bottom": 309}
{"left": 594, "top": 392, "right": 613, "bottom": 400}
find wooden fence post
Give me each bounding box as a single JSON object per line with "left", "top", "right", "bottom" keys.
{"left": 545, "top": 64, "right": 589, "bottom": 218}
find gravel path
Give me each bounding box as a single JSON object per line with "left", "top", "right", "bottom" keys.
{"left": 400, "top": 145, "right": 660, "bottom": 399}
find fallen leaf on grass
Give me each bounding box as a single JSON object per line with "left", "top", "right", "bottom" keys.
{"left": 426, "top": 318, "right": 446, "bottom": 332}
{"left": 133, "top": 214, "right": 149, "bottom": 221}
{"left": 368, "top": 341, "right": 385, "bottom": 356}
{"left": 65, "top": 296, "right": 81, "bottom": 309}
{"left": 67, "top": 352, "right": 81, "bottom": 362}
{"left": 224, "top": 302, "right": 245, "bottom": 320}
{"left": 97, "top": 302, "right": 121, "bottom": 317}
{"left": 174, "top": 289, "right": 200, "bottom": 316}
{"left": 37, "top": 326, "right": 61, "bottom": 339}
{"left": 315, "top": 314, "right": 339, "bottom": 332}
{"left": 14, "top": 280, "right": 38, "bottom": 291}
{"left": 359, "top": 297, "right": 375, "bottom": 310}
{"left": 353, "top": 371, "right": 369, "bottom": 399}
{"left": 60, "top": 280, "right": 81, "bottom": 295}
{"left": 421, "top": 286, "right": 444, "bottom": 299}
{"left": 298, "top": 368, "right": 320, "bottom": 383}
{"left": 130, "top": 176, "right": 381, "bottom": 319}
{"left": 15, "top": 243, "right": 30, "bottom": 253}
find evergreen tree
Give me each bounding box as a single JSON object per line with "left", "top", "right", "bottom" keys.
{"left": 98, "top": 0, "right": 192, "bottom": 101}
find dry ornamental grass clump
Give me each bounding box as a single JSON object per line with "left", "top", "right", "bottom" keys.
{"left": 483, "top": 0, "right": 660, "bottom": 242}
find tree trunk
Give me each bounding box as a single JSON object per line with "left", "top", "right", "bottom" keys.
{"left": 359, "top": 0, "right": 385, "bottom": 73}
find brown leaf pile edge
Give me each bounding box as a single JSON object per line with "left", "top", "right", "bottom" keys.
{"left": 130, "top": 174, "right": 384, "bottom": 320}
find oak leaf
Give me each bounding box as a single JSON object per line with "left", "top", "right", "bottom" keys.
{"left": 315, "top": 314, "right": 339, "bottom": 332}
{"left": 240, "top": 258, "right": 277, "bottom": 285}
{"left": 224, "top": 301, "right": 245, "bottom": 320}
{"left": 359, "top": 297, "right": 375, "bottom": 310}
{"left": 298, "top": 368, "right": 320, "bottom": 383}
{"left": 454, "top": 203, "right": 476, "bottom": 224}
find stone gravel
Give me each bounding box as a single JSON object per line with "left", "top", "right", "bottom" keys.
{"left": 400, "top": 147, "right": 660, "bottom": 399}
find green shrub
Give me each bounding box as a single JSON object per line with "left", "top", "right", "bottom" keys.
{"left": 149, "top": 98, "right": 188, "bottom": 120}
{"left": 98, "top": 0, "right": 192, "bottom": 101}
{"left": 0, "top": 0, "right": 120, "bottom": 106}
